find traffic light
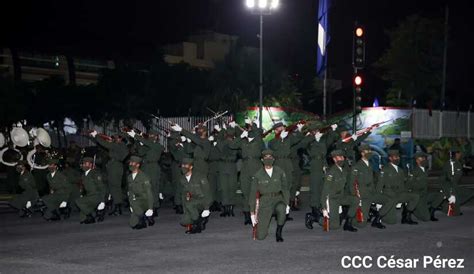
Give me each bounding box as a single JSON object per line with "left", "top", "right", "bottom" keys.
{"left": 352, "top": 24, "right": 365, "bottom": 69}
{"left": 354, "top": 74, "right": 363, "bottom": 114}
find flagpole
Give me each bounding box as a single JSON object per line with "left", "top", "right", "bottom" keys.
{"left": 323, "top": 57, "right": 327, "bottom": 120}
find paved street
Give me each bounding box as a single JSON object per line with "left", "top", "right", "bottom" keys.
{"left": 1, "top": 194, "right": 473, "bottom": 273}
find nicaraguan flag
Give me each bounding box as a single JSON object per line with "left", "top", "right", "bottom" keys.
{"left": 317, "top": 0, "right": 331, "bottom": 78}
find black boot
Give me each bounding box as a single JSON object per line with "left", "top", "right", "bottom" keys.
{"left": 401, "top": 206, "right": 418, "bottom": 225}
{"left": 312, "top": 207, "right": 321, "bottom": 222}
{"left": 229, "top": 205, "right": 235, "bottom": 217}
{"left": 220, "top": 205, "right": 229, "bottom": 217}
{"left": 153, "top": 207, "right": 159, "bottom": 218}
{"left": 343, "top": 217, "right": 358, "bottom": 232}
{"left": 46, "top": 210, "right": 61, "bottom": 221}
{"left": 59, "top": 206, "right": 71, "bottom": 219}
{"left": 367, "top": 204, "right": 377, "bottom": 223}
{"left": 429, "top": 207, "right": 439, "bottom": 222}
{"left": 340, "top": 206, "right": 349, "bottom": 225}
{"left": 146, "top": 216, "right": 155, "bottom": 226}
{"left": 305, "top": 213, "right": 314, "bottom": 229}
{"left": 244, "top": 212, "right": 252, "bottom": 225}
{"left": 200, "top": 217, "right": 209, "bottom": 231}
{"left": 276, "top": 225, "right": 284, "bottom": 242}
{"left": 190, "top": 219, "right": 202, "bottom": 234}
{"left": 109, "top": 204, "right": 123, "bottom": 216}
{"left": 371, "top": 214, "right": 386, "bottom": 229}
{"left": 82, "top": 214, "right": 96, "bottom": 224}
{"left": 132, "top": 217, "right": 147, "bottom": 229}
{"left": 96, "top": 209, "right": 105, "bottom": 222}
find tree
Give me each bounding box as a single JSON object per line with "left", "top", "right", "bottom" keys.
{"left": 374, "top": 15, "right": 444, "bottom": 107}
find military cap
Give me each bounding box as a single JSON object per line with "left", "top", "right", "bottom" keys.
{"left": 330, "top": 149, "right": 345, "bottom": 157}
{"left": 414, "top": 151, "right": 427, "bottom": 158}
{"left": 261, "top": 149, "right": 274, "bottom": 157}
{"left": 181, "top": 158, "right": 194, "bottom": 165}
{"left": 47, "top": 158, "right": 60, "bottom": 165}
{"left": 358, "top": 144, "right": 371, "bottom": 152}
{"left": 388, "top": 150, "right": 400, "bottom": 156}
{"left": 82, "top": 157, "right": 94, "bottom": 163}
{"left": 129, "top": 155, "right": 142, "bottom": 163}
{"left": 273, "top": 122, "right": 285, "bottom": 129}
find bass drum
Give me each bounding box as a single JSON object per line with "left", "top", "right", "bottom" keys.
{"left": 0, "top": 147, "right": 23, "bottom": 167}
{"left": 0, "top": 133, "right": 5, "bottom": 148}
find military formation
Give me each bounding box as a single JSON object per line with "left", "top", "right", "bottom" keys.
{"left": 6, "top": 118, "right": 474, "bottom": 242}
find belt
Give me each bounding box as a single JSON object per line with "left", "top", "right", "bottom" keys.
{"left": 260, "top": 192, "right": 281, "bottom": 197}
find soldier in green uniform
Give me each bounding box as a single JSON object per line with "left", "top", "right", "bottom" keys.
{"left": 10, "top": 161, "right": 38, "bottom": 217}
{"left": 268, "top": 121, "right": 304, "bottom": 221}
{"left": 347, "top": 144, "right": 394, "bottom": 229}
{"left": 439, "top": 147, "right": 474, "bottom": 215}
{"left": 320, "top": 150, "right": 359, "bottom": 231}
{"left": 376, "top": 150, "right": 419, "bottom": 225}
{"left": 76, "top": 157, "right": 106, "bottom": 224}
{"left": 127, "top": 129, "right": 164, "bottom": 216}
{"left": 90, "top": 131, "right": 129, "bottom": 216}
{"left": 227, "top": 122, "right": 264, "bottom": 225}
{"left": 406, "top": 152, "right": 444, "bottom": 221}
{"left": 63, "top": 158, "right": 81, "bottom": 214}
{"left": 127, "top": 156, "right": 155, "bottom": 229}
{"left": 179, "top": 158, "right": 211, "bottom": 234}
{"left": 168, "top": 133, "right": 189, "bottom": 214}
{"left": 249, "top": 149, "right": 289, "bottom": 242}
{"left": 207, "top": 126, "right": 223, "bottom": 212}
{"left": 216, "top": 125, "right": 239, "bottom": 217}
{"left": 42, "top": 159, "right": 71, "bottom": 221}
{"left": 302, "top": 122, "right": 339, "bottom": 229}
{"left": 333, "top": 125, "right": 372, "bottom": 166}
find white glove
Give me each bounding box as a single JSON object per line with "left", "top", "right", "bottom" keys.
{"left": 213, "top": 142, "right": 217, "bottom": 147}
{"left": 180, "top": 136, "right": 186, "bottom": 142}
{"left": 296, "top": 123, "right": 304, "bottom": 132}
{"left": 322, "top": 209, "right": 329, "bottom": 218}
{"left": 245, "top": 118, "right": 252, "bottom": 125}
{"left": 351, "top": 134, "right": 358, "bottom": 141}
{"left": 208, "top": 136, "right": 215, "bottom": 141}
{"left": 280, "top": 130, "right": 289, "bottom": 139}
{"left": 26, "top": 201, "right": 32, "bottom": 208}
{"left": 286, "top": 205, "right": 290, "bottom": 214}
{"left": 59, "top": 201, "right": 67, "bottom": 208}
{"left": 171, "top": 124, "right": 182, "bottom": 132}
{"left": 295, "top": 191, "right": 300, "bottom": 197}
{"left": 186, "top": 138, "right": 191, "bottom": 143}
{"left": 145, "top": 209, "right": 153, "bottom": 217}
{"left": 331, "top": 124, "right": 338, "bottom": 131}
{"left": 229, "top": 121, "right": 236, "bottom": 128}
{"left": 90, "top": 130, "right": 98, "bottom": 138}
{"left": 222, "top": 123, "right": 227, "bottom": 130}
{"left": 315, "top": 132, "right": 323, "bottom": 141}
{"left": 159, "top": 193, "right": 164, "bottom": 200}
{"left": 166, "top": 131, "right": 171, "bottom": 138}
{"left": 251, "top": 214, "right": 258, "bottom": 226}
{"left": 240, "top": 130, "right": 249, "bottom": 139}
{"left": 127, "top": 130, "right": 136, "bottom": 138}
{"left": 214, "top": 125, "right": 221, "bottom": 132}
{"left": 448, "top": 195, "right": 456, "bottom": 204}
{"left": 201, "top": 209, "right": 210, "bottom": 218}
{"left": 97, "top": 202, "right": 105, "bottom": 210}
{"left": 130, "top": 207, "right": 133, "bottom": 213}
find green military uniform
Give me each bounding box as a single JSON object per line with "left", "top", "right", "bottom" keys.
{"left": 63, "top": 164, "right": 81, "bottom": 211}
{"left": 406, "top": 158, "right": 444, "bottom": 221}
{"left": 76, "top": 167, "right": 105, "bottom": 222}
{"left": 208, "top": 136, "right": 222, "bottom": 208}
{"left": 95, "top": 137, "right": 128, "bottom": 206}
{"left": 334, "top": 128, "right": 370, "bottom": 165}
{"left": 216, "top": 129, "right": 239, "bottom": 216}
{"left": 348, "top": 147, "right": 395, "bottom": 228}
{"left": 135, "top": 133, "right": 164, "bottom": 209}
{"left": 179, "top": 160, "right": 212, "bottom": 229}
{"left": 181, "top": 129, "right": 211, "bottom": 176}
{"left": 376, "top": 151, "right": 419, "bottom": 224}
{"left": 127, "top": 168, "right": 154, "bottom": 228}
{"left": 10, "top": 170, "right": 39, "bottom": 211}
{"left": 321, "top": 152, "right": 359, "bottom": 230}
{"left": 440, "top": 154, "right": 474, "bottom": 215}
{"left": 249, "top": 150, "right": 289, "bottom": 241}
{"left": 42, "top": 168, "right": 71, "bottom": 220}
{"left": 169, "top": 135, "right": 191, "bottom": 212}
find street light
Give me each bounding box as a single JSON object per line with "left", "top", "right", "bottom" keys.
{"left": 245, "top": 0, "right": 279, "bottom": 129}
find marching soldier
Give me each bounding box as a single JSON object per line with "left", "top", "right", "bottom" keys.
{"left": 90, "top": 131, "right": 128, "bottom": 216}
{"left": 76, "top": 157, "right": 106, "bottom": 224}
{"left": 127, "top": 156, "right": 155, "bottom": 230}
{"left": 302, "top": 122, "right": 339, "bottom": 229}
{"left": 268, "top": 121, "right": 304, "bottom": 221}
{"left": 407, "top": 152, "right": 444, "bottom": 221}
{"left": 10, "top": 160, "right": 38, "bottom": 217}
{"left": 249, "top": 149, "right": 289, "bottom": 242}
{"left": 439, "top": 147, "right": 474, "bottom": 215}
{"left": 179, "top": 158, "right": 211, "bottom": 234}
{"left": 127, "top": 129, "right": 164, "bottom": 216}
{"left": 376, "top": 150, "right": 419, "bottom": 225}
{"left": 348, "top": 144, "right": 394, "bottom": 229}
{"left": 42, "top": 159, "right": 71, "bottom": 221}
{"left": 227, "top": 122, "right": 264, "bottom": 225}
{"left": 320, "top": 150, "right": 359, "bottom": 232}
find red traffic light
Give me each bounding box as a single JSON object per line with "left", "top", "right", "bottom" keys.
{"left": 354, "top": 75, "right": 363, "bottom": 86}
{"left": 355, "top": 27, "right": 364, "bottom": 37}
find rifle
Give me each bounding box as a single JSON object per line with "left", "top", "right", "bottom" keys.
{"left": 323, "top": 195, "right": 330, "bottom": 232}
{"left": 341, "top": 119, "right": 393, "bottom": 143}
{"left": 354, "top": 177, "right": 364, "bottom": 223}
{"left": 252, "top": 191, "right": 260, "bottom": 240}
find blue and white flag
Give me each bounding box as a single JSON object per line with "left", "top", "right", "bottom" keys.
{"left": 317, "top": 0, "right": 331, "bottom": 78}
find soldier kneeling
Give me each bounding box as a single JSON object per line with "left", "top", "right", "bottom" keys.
{"left": 76, "top": 157, "right": 106, "bottom": 224}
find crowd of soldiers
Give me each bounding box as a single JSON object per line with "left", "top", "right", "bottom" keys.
{"left": 7, "top": 118, "right": 474, "bottom": 242}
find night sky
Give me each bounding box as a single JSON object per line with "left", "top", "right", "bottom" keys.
{"left": 1, "top": 0, "right": 473, "bottom": 112}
